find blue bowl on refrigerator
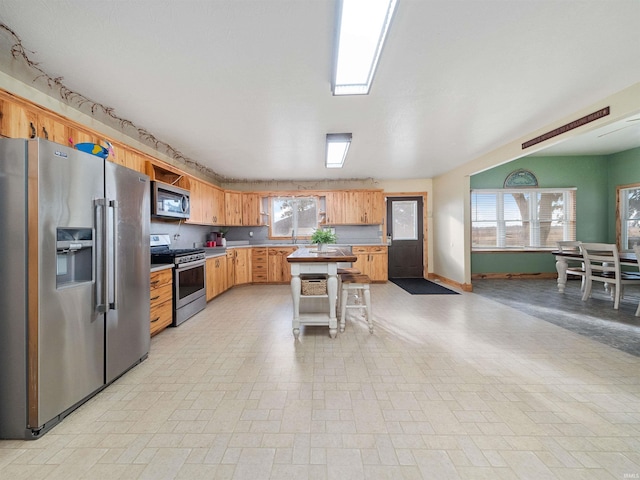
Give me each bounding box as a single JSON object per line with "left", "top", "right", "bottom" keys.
{"left": 75, "top": 142, "right": 109, "bottom": 159}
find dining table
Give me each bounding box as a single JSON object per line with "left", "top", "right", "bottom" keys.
{"left": 551, "top": 249, "right": 638, "bottom": 293}
{"left": 287, "top": 246, "right": 356, "bottom": 339}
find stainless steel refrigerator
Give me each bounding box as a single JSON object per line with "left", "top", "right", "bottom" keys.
{"left": 0, "top": 138, "right": 150, "bottom": 439}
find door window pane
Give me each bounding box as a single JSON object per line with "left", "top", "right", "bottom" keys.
{"left": 392, "top": 200, "right": 418, "bottom": 240}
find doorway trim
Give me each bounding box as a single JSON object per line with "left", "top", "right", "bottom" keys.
{"left": 383, "top": 192, "right": 428, "bottom": 279}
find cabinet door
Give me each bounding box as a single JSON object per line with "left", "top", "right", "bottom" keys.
{"left": 368, "top": 191, "right": 385, "bottom": 225}
{"left": 325, "top": 191, "right": 346, "bottom": 225}
{"left": 211, "top": 186, "right": 225, "bottom": 225}
{"left": 242, "top": 193, "right": 263, "bottom": 226}
{"left": 206, "top": 257, "right": 217, "bottom": 301}
{"left": 187, "top": 178, "right": 205, "bottom": 225}
{"left": 234, "top": 249, "right": 251, "bottom": 285}
{"left": 214, "top": 257, "right": 227, "bottom": 297}
{"left": 225, "top": 191, "right": 243, "bottom": 226}
{"left": 37, "top": 113, "right": 68, "bottom": 144}
{"left": 369, "top": 252, "right": 388, "bottom": 281}
{"left": 354, "top": 253, "right": 370, "bottom": 277}
{"left": 0, "top": 99, "right": 37, "bottom": 139}
{"left": 68, "top": 125, "right": 99, "bottom": 145}
{"left": 123, "top": 149, "right": 147, "bottom": 174}
{"left": 226, "top": 251, "right": 235, "bottom": 290}
{"left": 278, "top": 247, "right": 296, "bottom": 283}
{"left": 344, "top": 192, "right": 366, "bottom": 224}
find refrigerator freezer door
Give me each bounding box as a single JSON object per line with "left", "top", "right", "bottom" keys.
{"left": 105, "top": 161, "right": 150, "bottom": 383}
{"left": 36, "top": 139, "right": 106, "bottom": 427}
{"left": 0, "top": 139, "right": 30, "bottom": 438}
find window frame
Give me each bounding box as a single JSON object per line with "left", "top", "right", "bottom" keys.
{"left": 617, "top": 182, "right": 640, "bottom": 252}
{"left": 471, "top": 187, "right": 577, "bottom": 251}
{"left": 268, "top": 195, "right": 320, "bottom": 240}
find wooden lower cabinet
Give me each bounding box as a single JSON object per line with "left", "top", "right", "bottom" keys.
{"left": 352, "top": 246, "right": 388, "bottom": 282}
{"left": 252, "top": 248, "right": 268, "bottom": 283}
{"left": 233, "top": 248, "right": 252, "bottom": 285}
{"left": 226, "top": 250, "right": 235, "bottom": 290}
{"left": 268, "top": 247, "right": 297, "bottom": 283}
{"left": 150, "top": 269, "right": 173, "bottom": 336}
{"left": 206, "top": 256, "right": 227, "bottom": 300}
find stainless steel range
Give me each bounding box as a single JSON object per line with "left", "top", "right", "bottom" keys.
{"left": 150, "top": 234, "right": 206, "bottom": 326}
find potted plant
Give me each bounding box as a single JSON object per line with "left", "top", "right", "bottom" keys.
{"left": 310, "top": 228, "right": 337, "bottom": 252}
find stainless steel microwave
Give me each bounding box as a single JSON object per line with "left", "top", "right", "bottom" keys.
{"left": 151, "top": 181, "right": 190, "bottom": 220}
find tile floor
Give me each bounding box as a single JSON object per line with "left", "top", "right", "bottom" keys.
{"left": 1, "top": 281, "right": 640, "bottom": 479}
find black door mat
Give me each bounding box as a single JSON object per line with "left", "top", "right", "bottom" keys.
{"left": 389, "top": 277, "right": 459, "bottom": 295}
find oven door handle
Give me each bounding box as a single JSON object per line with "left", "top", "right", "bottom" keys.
{"left": 175, "top": 259, "right": 206, "bottom": 270}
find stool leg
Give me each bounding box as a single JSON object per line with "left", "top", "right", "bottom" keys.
{"left": 364, "top": 287, "right": 373, "bottom": 333}
{"left": 340, "top": 283, "right": 349, "bottom": 333}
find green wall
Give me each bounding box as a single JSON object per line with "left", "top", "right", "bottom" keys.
{"left": 469, "top": 150, "right": 639, "bottom": 274}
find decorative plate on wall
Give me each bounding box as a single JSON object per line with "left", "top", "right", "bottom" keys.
{"left": 504, "top": 169, "right": 538, "bottom": 188}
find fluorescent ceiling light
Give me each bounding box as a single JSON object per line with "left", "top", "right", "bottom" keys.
{"left": 332, "top": 0, "right": 398, "bottom": 96}
{"left": 326, "top": 133, "right": 352, "bottom": 168}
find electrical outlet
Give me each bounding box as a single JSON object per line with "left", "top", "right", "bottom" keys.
{"left": 249, "top": 231, "right": 253, "bottom": 237}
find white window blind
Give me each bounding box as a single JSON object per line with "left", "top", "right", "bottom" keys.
{"left": 471, "top": 188, "right": 576, "bottom": 250}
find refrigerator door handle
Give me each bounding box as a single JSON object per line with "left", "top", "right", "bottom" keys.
{"left": 94, "top": 198, "right": 108, "bottom": 313}
{"left": 109, "top": 199, "right": 119, "bottom": 310}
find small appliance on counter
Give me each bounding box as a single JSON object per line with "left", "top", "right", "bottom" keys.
{"left": 150, "top": 234, "right": 206, "bottom": 326}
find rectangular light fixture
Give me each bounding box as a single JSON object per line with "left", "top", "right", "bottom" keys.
{"left": 326, "top": 133, "right": 352, "bottom": 168}
{"left": 332, "top": 0, "right": 398, "bottom": 96}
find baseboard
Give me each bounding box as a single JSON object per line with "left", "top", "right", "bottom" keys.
{"left": 427, "top": 273, "right": 473, "bottom": 292}
{"left": 471, "top": 272, "right": 557, "bottom": 280}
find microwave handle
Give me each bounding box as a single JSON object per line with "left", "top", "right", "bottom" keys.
{"left": 181, "top": 195, "right": 189, "bottom": 214}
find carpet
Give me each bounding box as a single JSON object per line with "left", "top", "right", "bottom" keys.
{"left": 389, "top": 277, "right": 459, "bottom": 295}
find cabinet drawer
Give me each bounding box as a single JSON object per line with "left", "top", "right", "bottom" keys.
{"left": 150, "top": 300, "right": 172, "bottom": 336}
{"left": 150, "top": 283, "right": 173, "bottom": 309}
{"left": 150, "top": 268, "right": 172, "bottom": 288}
{"left": 352, "top": 246, "right": 386, "bottom": 254}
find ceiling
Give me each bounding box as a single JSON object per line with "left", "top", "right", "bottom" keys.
{"left": 0, "top": 1, "right": 639, "bottom": 181}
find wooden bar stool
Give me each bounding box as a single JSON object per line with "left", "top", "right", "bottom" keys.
{"left": 339, "top": 273, "right": 373, "bottom": 334}
{"left": 336, "top": 267, "right": 360, "bottom": 317}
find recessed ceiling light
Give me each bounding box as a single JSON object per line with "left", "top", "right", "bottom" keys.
{"left": 326, "top": 133, "right": 352, "bottom": 168}
{"left": 332, "top": 0, "right": 398, "bottom": 96}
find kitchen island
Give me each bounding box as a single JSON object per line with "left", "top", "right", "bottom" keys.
{"left": 287, "top": 247, "right": 357, "bottom": 339}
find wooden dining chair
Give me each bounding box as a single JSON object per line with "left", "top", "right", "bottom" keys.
{"left": 557, "top": 240, "right": 585, "bottom": 291}
{"left": 580, "top": 242, "right": 640, "bottom": 310}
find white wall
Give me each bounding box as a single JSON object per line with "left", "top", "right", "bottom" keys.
{"left": 432, "top": 82, "right": 640, "bottom": 286}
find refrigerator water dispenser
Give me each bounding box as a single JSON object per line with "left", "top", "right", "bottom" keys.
{"left": 56, "top": 228, "right": 93, "bottom": 287}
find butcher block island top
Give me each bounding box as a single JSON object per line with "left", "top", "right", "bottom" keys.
{"left": 286, "top": 246, "right": 357, "bottom": 264}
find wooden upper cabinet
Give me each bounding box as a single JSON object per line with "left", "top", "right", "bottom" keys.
{"left": 225, "top": 191, "right": 243, "bottom": 226}
{"left": 368, "top": 191, "right": 384, "bottom": 225}
{"left": 242, "top": 193, "right": 264, "bottom": 226}
{"left": 68, "top": 125, "right": 99, "bottom": 146}
{"left": 324, "top": 191, "right": 346, "bottom": 225}
{"left": 0, "top": 98, "right": 37, "bottom": 139}
{"left": 211, "top": 186, "right": 225, "bottom": 225}
{"left": 324, "top": 190, "right": 384, "bottom": 225}
{"left": 37, "top": 113, "right": 69, "bottom": 145}
{"left": 185, "top": 178, "right": 225, "bottom": 226}
{"left": 187, "top": 177, "right": 204, "bottom": 225}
